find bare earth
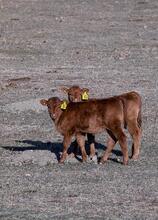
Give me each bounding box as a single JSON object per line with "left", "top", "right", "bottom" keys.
{"left": 0, "top": 0, "right": 158, "bottom": 219}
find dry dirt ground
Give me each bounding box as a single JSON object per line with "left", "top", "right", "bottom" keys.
{"left": 0, "top": 0, "right": 158, "bottom": 219}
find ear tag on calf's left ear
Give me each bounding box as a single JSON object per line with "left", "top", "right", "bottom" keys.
{"left": 82, "top": 91, "right": 89, "bottom": 100}
{"left": 60, "top": 100, "right": 68, "bottom": 110}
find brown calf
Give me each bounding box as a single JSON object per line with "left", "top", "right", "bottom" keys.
{"left": 60, "top": 86, "right": 142, "bottom": 162}
{"left": 60, "top": 85, "right": 96, "bottom": 160}
{"left": 40, "top": 96, "right": 130, "bottom": 165}
{"left": 61, "top": 85, "right": 89, "bottom": 102}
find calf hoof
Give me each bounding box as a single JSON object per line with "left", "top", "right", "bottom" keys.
{"left": 99, "top": 157, "right": 107, "bottom": 164}
{"left": 82, "top": 158, "right": 87, "bottom": 163}
{"left": 89, "top": 154, "right": 96, "bottom": 159}
{"left": 123, "top": 160, "right": 128, "bottom": 165}
{"left": 59, "top": 158, "right": 65, "bottom": 164}
{"left": 90, "top": 155, "right": 98, "bottom": 164}
{"left": 131, "top": 155, "right": 139, "bottom": 160}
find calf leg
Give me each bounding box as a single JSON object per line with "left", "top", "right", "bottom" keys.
{"left": 59, "top": 135, "right": 72, "bottom": 163}
{"left": 100, "top": 129, "right": 117, "bottom": 164}
{"left": 76, "top": 133, "right": 87, "bottom": 162}
{"left": 87, "top": 133, "right": 96, "bottom": 159}
{"left": 127, "top": 120, "right": 142, "bottom": 160}
{"left": 115, "top": 128, "right": 129, "bottom": 165}
{"left": 72, "top": 139, "right": 79, "bottom": 157}
{"left": 101, "top": 126, "right": 129, "bottom": 165}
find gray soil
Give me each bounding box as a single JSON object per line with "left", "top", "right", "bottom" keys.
{"left": 0, "top": 0, "right": 158, "bottom": 219}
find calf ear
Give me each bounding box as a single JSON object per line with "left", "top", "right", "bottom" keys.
{"left": 60, "top": 87, "right": 69, "bottom": 94}
{"left": 82, "top": 88, "right": 89, "bottom": 93}
{"left": 81, "top": 88, "right": 89, "bottom": 100}
{"left": 40, "top": 99, "right": 48, "bottom": 106}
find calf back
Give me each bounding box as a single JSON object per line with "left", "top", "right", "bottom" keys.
{"left": 57, "top": 97, "right": 124, "bottom": 135}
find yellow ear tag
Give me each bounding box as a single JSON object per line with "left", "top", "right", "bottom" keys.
{"left": 82, "top": 91, "right": 89, "bottom": 100}
{"left": 60, "top": 100, "right": 68, "bottom": 110}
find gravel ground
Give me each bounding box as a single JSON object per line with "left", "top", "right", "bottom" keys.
{"left": 0, "top": 0, "right": 158, "bottom": 219}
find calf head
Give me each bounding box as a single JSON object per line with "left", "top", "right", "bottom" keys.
{"left": 40, "top": 97, "right": 63, "bottom": 121}
{"left": 60, "top": 85, "right": 89, "bottom": 102}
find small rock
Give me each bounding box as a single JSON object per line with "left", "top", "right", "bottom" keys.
{"left": 25, "top": 173, "right": 31, "bottom": 177}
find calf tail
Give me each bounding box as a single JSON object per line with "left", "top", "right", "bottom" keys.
{"left": 137, "top": 109, "right": 142, "bottom": 128}
{"left": 137, "top": 96, "right": 142, "bottom": 128}
{"left": 119, "top": 97, "right": 127, "bottom": 129}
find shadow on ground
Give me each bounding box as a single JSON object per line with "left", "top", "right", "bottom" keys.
{"left": 2, "top": 139, "right": 123, "bottom": 163}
